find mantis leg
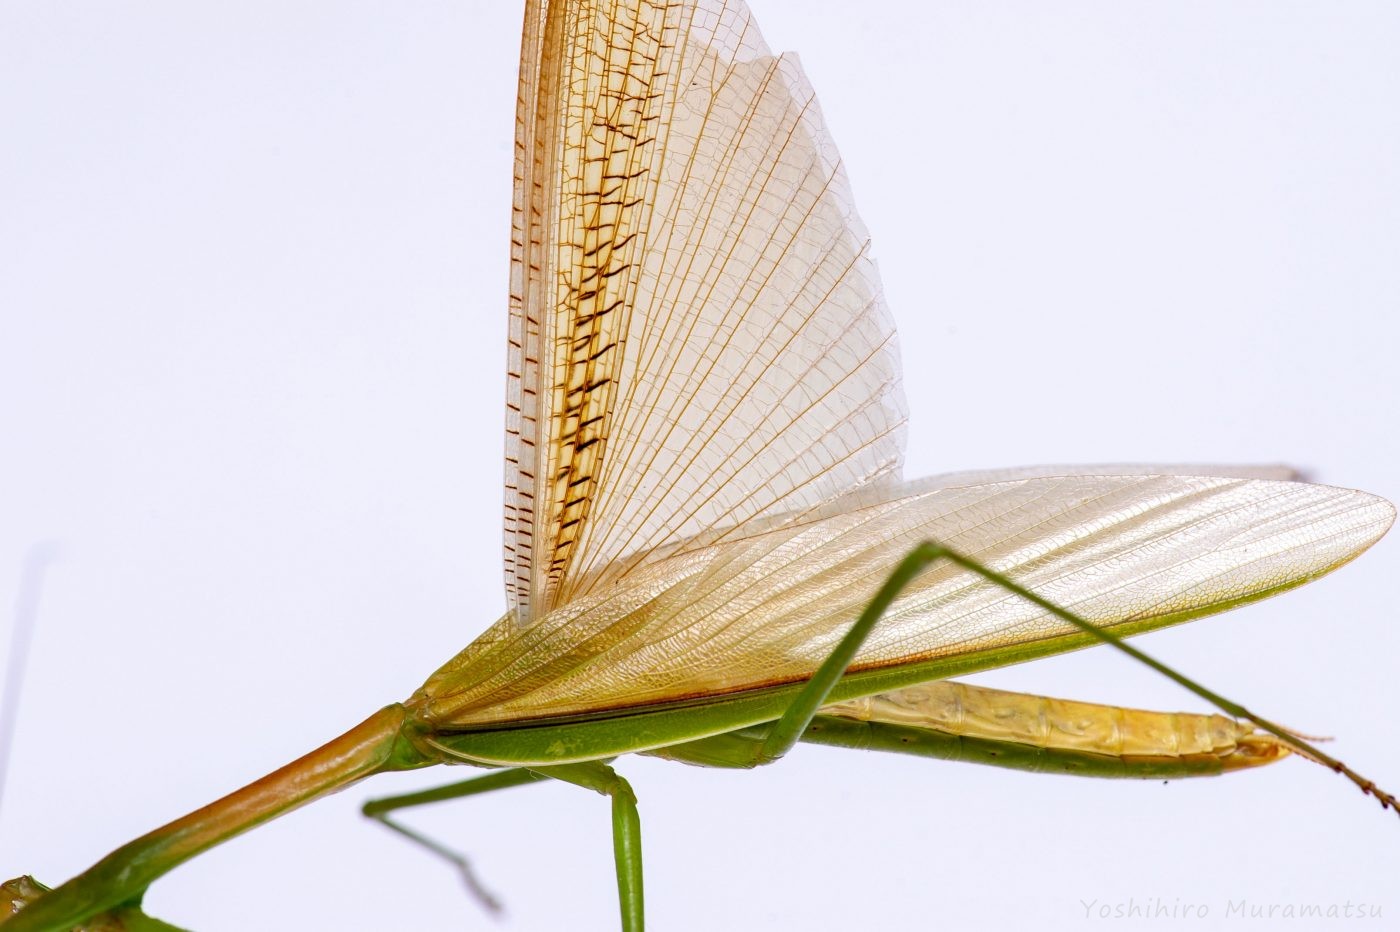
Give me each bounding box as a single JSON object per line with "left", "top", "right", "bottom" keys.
{"left": 360, "top": 768, "right": 548, "bottom": 913}
{"left": 529, "top": 761, "right": 644, "bottom": 932}
{"left": 360, "top": 760, "right": 644, "bottom": 930}
{"left": 667, "top": 542, "right": 979, "bottom": 768}
{"left": 658, "top": 542, "right": 1393, "bottom": 810}
{"left": 0, "top": 877, "right": 188, "bottom": 932}
{"left": 741, "top": 543, "right": 952, "bottom": 765}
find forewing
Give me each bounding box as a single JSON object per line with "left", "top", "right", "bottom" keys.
{"left": 503, "top": 0, "right": 906, "bottom": 624}
{"left": 426, "top": 475, "right": 1393, "bottom": 725}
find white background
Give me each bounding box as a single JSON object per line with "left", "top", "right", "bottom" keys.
{"left": 2, "top": 2, "right": 1398, "bottom": 930}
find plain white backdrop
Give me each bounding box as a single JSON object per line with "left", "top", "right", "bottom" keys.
{"left": 2, "top": 2, "right": 1398, "bottom": 930}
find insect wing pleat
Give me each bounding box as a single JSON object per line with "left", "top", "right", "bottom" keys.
{"left": 503, "top": 0, "right": 906, "bottom": 625}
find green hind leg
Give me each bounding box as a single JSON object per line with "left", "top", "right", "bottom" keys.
{"left": 654, "top": 542, "right": 960, "bottom": 770}
{"left": 656, "top": 541, "right": 1382, "bottom": 797}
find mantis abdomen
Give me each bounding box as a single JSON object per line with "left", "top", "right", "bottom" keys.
{"left": 822, "top": 680, "right": 1288, "bottom": 771}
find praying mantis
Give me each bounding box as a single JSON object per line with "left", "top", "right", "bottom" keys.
{"left": 3, "top": 1, "right": 1399, "bottom": 929}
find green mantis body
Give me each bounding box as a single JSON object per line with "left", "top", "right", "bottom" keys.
{"left": 3, "top": 2, "right": 1399, "bottom": 930}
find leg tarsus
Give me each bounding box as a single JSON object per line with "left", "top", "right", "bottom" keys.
{"left": 368, "top": 813, "right": 503, "bottom": 914}
{"left": 359, "top": 768, "right": 547, "bottom": 918}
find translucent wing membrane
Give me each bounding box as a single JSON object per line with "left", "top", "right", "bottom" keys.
{"left": 483, "top": 3, "right": 1393, "bottom": 743}
{"left": 503, "top": 0, "right": 906, "bottom": 624}
{"left": 424, "top": 474, "right": 1393, "bottom": 726}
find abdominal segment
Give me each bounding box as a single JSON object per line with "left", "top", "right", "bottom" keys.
{"left": 820, "top": 680, "right": 1289, "bottom": 773}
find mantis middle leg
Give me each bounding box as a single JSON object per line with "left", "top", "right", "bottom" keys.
{"left": 361, "top": 768, "right": 548, "bottom": 912}
{"left": 360, "top": 760, "right": 644, "bottom": 931}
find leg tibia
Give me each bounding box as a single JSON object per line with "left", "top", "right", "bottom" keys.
{"left": 531, "top": 762, "right": 644, "bottom": 932}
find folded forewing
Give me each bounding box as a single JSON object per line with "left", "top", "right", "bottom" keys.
{"left": 427, "top": 474, "right": 1392, "bottom": 725}
{"left": 504, "top": 0, "right": 906, "bottom": 624}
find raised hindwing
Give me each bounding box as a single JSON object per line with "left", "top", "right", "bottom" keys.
{"left": 503, "top": 0, "right": 907, "bottom": 625}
